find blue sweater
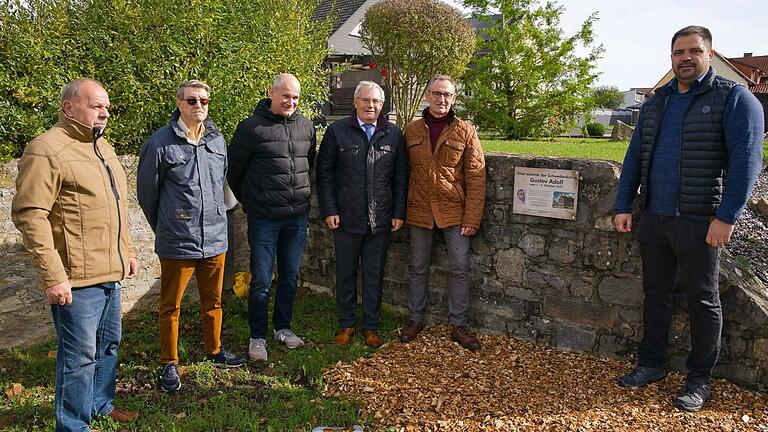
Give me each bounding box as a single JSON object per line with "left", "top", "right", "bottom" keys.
{"left": 615, "top": 80, "right": 764, "bottom": 224}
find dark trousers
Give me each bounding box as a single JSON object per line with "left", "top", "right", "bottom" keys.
{"left": 637, "top": 213, "right": 722, "bottom": 382}
{"left": 333, "top": 228, "right": 390, "bottom": 330}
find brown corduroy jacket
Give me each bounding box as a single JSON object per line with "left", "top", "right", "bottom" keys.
{"left": 12, "top": 113, "right": 135, "bottom": 290}
{"left": 403, "top": 114, "right": 486, "bottom": 229}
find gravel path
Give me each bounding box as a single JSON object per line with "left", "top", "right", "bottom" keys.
{"left": 728, "top": 164, "right": 768, "bottom": 284}
{"left": 325, "top": 325, "right": 768, "bottom": 431}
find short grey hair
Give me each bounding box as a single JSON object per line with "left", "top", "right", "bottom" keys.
{"left": 353, "top": 81, "right": 385, "bottom": 101}
{"left": 427, "top": 75, "right": 456, "bottom": 91}
{"left": 60, "top": 78, "right": 105, "bottom": 106}
{"left": 273, "top": 73, "right": 300, "bottom": 89}
{"left": 176, "top": 80, "right": 210, "bottom": 100}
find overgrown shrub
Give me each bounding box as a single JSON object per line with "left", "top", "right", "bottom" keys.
{"left": 0, "top": 0, "right": 333, "bottom": 159}
{"left": 585, "top": 122, "right": 605, "bottom": 137}
{"left": 361, "top": 0, "right": 475, "bottom": 128}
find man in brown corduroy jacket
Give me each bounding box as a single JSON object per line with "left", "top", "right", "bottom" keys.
{"left": 398, "top": 75, "right": 486, "bottom": 351}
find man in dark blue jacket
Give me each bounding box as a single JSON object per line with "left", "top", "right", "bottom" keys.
{"left": 614, "top": 26, "right": 764, "bottom": 412}
{"left": 228, "top": 74, "right": 317, "bottom": 362}
{"left": 316, "top": 81, "right": 408, "bottom": 348}
{"left": 138, "top": 80, "right": 245, "bottom": 393}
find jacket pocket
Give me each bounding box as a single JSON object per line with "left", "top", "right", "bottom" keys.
{"left": 406, "top": 140, "right": 423, "bottom": 165}
{"left": 339, "top": 144, "right": 360, "bottom": 168}
{"left": 442, "top": 140, "right": 465, "bottom": 167}
{"left": 69, "top": 161, "right": 110, "bottom": 211}
{"left": 207, "top": 147, "right": 227, "bottom": 204}
{"left": 166, "top": 146, "right": 196, "bottom": 184}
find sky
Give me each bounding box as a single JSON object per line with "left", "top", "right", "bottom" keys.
{"left": 442, "top": 0, "right": 768, "bottom": 91}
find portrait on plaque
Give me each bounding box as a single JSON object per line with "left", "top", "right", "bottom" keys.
{"left": 513, "top": 167, "right": 579, "bottom": 220}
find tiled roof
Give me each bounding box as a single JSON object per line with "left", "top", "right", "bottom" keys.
{"left": 313, "top": 0, "right": 369, "bottom": 34}
{"left": 751, "top": 83, "right": 768, "bottom": 94}
{"left": 730, "top": 55, "right": 768, "bottom": 73}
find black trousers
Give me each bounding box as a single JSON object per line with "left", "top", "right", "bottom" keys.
{"left": 636, "top": 213, "right": 722, "bottom": 382}
{"left": 333, "top": 228, "right": 390, "bottom": 330}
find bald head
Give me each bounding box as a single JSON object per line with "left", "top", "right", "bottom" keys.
{"left": 61, "top": 78, "right": 110, "bottom": 131}
{"left": 269, "top": 73, "right": 301, "bottom": 118}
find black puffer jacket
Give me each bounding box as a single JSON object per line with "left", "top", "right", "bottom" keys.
{"left": 228, "top": 99, "right": 316, "bottom": 219}
{"left": 316, "top": 113, "right": 408, "bottom": 235}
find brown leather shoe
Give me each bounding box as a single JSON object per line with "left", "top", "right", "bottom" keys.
{"left": 334, "top": 327, "right": 355, "bottom": 346}
{"left": 399, "top": 320, "right": 424, "bottom": 343}
{"left": 362, "top": 330, "right": 383, "bottom": 348}
{"left": 451, "top": 325, "right": 481, "bottom": 351}
{"left": 107, "top": 407, "right": 139, "bottom": 423}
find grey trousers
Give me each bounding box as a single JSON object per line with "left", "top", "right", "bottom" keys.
{"left": 408, "top": 225, "right": 470, "bottom": 326}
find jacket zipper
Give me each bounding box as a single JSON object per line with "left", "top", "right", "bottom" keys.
{"left": 676, "top": 87, "right": 702, "bottom": 217}
{"left": 286, "top": 119, "right": 295, "bottom": 215}
{"left": 92, "top": 132, "right": 126, "bottom": 279}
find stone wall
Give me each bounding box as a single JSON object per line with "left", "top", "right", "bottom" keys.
{"left": 276, "top": 154, "right": 767, "bottom": 391}
{"left": 0, "top": 157, "right": 194, "bottom": 349}
{"left": 611, "top": 120, "right": 634, "bottom": 141}
{"left": 2, "top": 154, "right": 767, "bottom": 391}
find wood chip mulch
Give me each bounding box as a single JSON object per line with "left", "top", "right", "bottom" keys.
{"left": 323, "top": 325, "right": 768, "bottom": 431}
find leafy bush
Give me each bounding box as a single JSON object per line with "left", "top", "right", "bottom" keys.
{"left": 585, "top": 122, "right": 605, "bottom": 137}
{"left": 361, "top": 0, "right": 475, "bottom": 128}
{"left": 0, "top": 0, "right": 332, "bottom": 159}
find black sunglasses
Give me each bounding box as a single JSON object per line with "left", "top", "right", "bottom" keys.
{"left": 184, "top": 98, "right": 209, "bottom": 106}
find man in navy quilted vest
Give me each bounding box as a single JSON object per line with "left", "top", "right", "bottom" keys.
{"left": 614, "top": 25, "right": 764, "bottom": 412}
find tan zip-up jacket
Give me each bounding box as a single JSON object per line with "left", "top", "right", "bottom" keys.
{"left": 404, "top": 114, "right": 486, "bottom": 230}
{"left": 12, "top": 113, "right": 135, "bottom": 290}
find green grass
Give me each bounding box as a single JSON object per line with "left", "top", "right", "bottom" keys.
{"left": 0, "top": 289, "right": 405, "bottom": 431}
{"left": 481, "top": 138, "right": 629, "bottom": 162}
{"left": 481, "top": 138, "right": 768, "bottom": 162}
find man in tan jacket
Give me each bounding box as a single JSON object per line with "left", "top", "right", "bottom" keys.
{"left": 399, "top": 75, "right": 486, "bottom": 351}
{"left": 12, "top": 78, "right": 139, "bottom": 431}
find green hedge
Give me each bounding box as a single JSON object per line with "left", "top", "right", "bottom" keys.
{"left": 0, "top": 0, "right": 333, "bottom": 159}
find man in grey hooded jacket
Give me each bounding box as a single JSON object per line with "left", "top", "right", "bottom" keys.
{"left": 137, "top": 80, "right": 245, "bottom": 394}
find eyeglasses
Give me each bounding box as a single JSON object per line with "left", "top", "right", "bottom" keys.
{"left": 183, "top": 98, "right": 209, "bottom": 106}
{"left": 430, "top": 91, "right": 454, "bottom": 100}
{"left": 356, "top": 97, "right": 384, "bottom": 106}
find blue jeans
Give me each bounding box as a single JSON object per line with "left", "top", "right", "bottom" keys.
{"left": 247, "top": 214, "right": 308, "bottom": 339}
{"left": 51, "top": 284, "right": 122, "bottom": 432}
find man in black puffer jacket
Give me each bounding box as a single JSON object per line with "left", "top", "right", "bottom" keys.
{"left": 228, "top": 73, "right": 316, "bottom": 362}
{"left": 316, "top": 81, "right": 408, "bottom": 348}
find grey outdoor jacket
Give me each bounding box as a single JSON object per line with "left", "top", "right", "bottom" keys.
{"left": 137, "top": 110, "right": 228, "bottom": 259}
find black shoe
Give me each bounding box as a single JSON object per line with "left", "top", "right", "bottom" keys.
{"left": 618, "top": 365, "right": 667, "bottom": 388}
{"left": 673, "top": 381, "right": 711, "bottom": 412}
{"left": 159, "top": 363, "right": 181, "bottom": 393}
{"left": 207, "top": 348, "right": 246, "bottom": 367}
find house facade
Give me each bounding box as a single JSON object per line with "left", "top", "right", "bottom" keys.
{"left": 313, "top": 0, "right": 389, "bottom": 119}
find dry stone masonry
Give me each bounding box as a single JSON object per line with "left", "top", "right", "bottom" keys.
{"left": 292, "top": 154, "right": 768, "bottom": 392}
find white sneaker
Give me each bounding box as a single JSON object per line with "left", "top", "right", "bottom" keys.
{"left": 274, "top": 329, "right": 305, "bottom": 349}
{"left": 249, "top": 338, "right": 267, "bottom": 361}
